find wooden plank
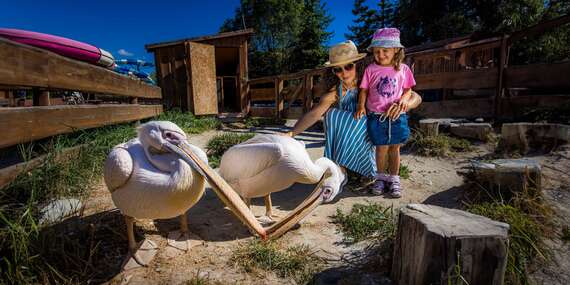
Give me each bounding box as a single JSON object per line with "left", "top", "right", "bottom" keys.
{"left": 0, "top": 104, "right": 162, "bottom": 149}
{"left": 412, "top": 97, "right": 495, "bottom": 119}
{"left": 495, "top": 36, "right": 508, "bottom": 117}
{"left": 504, "top": 62, "right": 570, "bottom": 89}
{"left": 250, "top": 106, "right": 274, "bottom": 117}
{"left": 0, "top": 144, "right": 85, "bottom": 190}
{"left": 415, "top": 69, "right": 498, "bottom": 90}
{"left": 188, "top": 42, "right": 218, "bottom": 115}
{"left": 250, "top": 88, "right": 274, "bottom": 101}
{"left": 0, "top": 38, "right": 161, "bottom": 99}
{"left": 303, "top": 75, "right": 314, "bottom": 112}
{"left": 274, "top": 78, "right": 284, "bottom": 118}
{"left": 248, "top": 77, "right": 275, "bottom": 85}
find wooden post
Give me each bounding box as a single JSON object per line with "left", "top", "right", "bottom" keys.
{"left": 130, "top": 97, "right": 138, "bottom": 104}
{"left": 32, "top": 89, "right": 50, "bottom": 106}
{"left": 303, "top": 74, "right": 314, "bottom": 113}
{"left": 495, "top": 35, "right": 508, "bottom": 119}
{"left": 392, "top": 204, "right": 509, "bottom": 285}
{"left": 274, "top": 77, "right": 284, "bottom": 118}
{"left": 419, "top": 119, "right": 440, "bottom": 136}
{"left": 7, "top": 90, "right": 15, "bottom": 107}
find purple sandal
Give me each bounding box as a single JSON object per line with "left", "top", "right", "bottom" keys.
{"left": 372, "top": 173, "right": 389, "bottom": 195}
{"left": 387, "top": 175, "right": 402, "bottom": 198}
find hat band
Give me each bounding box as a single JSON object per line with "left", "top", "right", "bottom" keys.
{"left": 369, "top": 39, "right": 403, "bottom": 48}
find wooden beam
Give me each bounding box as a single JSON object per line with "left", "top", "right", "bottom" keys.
{"left": 0, "top": 38, "right": 161, "bottom": 99}
{"left": 303, "top": 74, "right": 314, "bottom": 113}
{"left": 495, "top": 36, "right": 508, "bottom": 117}
{"left": 0, "top": 104, "right": 162, "bottom": 149}
{"left": 248, "top": 77, "right": 275, "bottom": 85}
{"left": 412, "top": 98, "right": 495, "bottom": 119}
{"left": 250, "top": 88, "right": 274, "bottom": 101}
{"left": 415, "top": 69, "right": 498, "bottom": 90}
{"left": 505, "top": 61, "right": 570, "bottom": 89}
{"left": 274, "top": 78, "right": 284, "bottom": 118}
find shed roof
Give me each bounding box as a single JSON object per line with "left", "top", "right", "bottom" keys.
{"left": 145, "top": 29, "right": 254, "bottom": 51}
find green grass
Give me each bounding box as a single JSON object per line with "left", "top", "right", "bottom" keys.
{"left": 331, "top": 203, "right": 396, "bottom": 243}
{"left": 206, "top": 133, "right": 255, "bottom": 168}
{"left": 0, "top": 110, "right": 220, "bottom": 284}
{"left": 243, "top": 117, "right": 286, "bottom": 128}
{"left": 157, "top": 109, "right": 220, "bottom": 134}
{"left": 560, "top": 227, "right": 570, "bottom": 242}
{"left": 184, "top": 271, "right": 225, "bottom": 285}
{"left": 231, "top": 240, "right": 323, "bottom": 284}
{"left": 407, "top": 131, "right": 472, "bottom": 157}
{"left": 399, "top": 164, "right": 411, "bottom": 179}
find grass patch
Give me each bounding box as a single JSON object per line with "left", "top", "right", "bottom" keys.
{"left": 331, "top": 203, "right": 396, "bottom": 243}
{"left": 184, "top": 271, "right": 224, "bottom": 285}
{"left": 206, "top": 133, "right": 255, "bottom": 168}
{"left": 243, "top": 117, "right": 286, "bottom": 128}
{"left": 157, "top": 109, "right": 220, "bottom": 134}
{"left": 231, "top": 240, "right": 323, "bottom": 284}
{"left": 561, "top": 227, "right": 570, "bottom": 242}
{"left": 399, "top": 164, "right": 411, "bottom": 179}
{"left": 0, "top": 110, "right": 218, "bottom": 284}
{"left": 406, "top": 131, "right": 472, "bottom": 157}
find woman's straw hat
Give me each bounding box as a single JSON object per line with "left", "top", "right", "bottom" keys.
{"left": 324, "top": 40, "right": 367, "bottom": 67}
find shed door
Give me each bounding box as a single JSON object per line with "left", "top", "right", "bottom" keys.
{"left": 187, "top": 42, "right": 218, "bottom": 115}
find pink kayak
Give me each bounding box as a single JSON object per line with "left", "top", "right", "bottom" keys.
{"left": 0, "top": 28, "right": 114, "bottom": 68}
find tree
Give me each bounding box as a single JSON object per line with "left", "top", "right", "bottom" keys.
{"left": 346, "top": 0, "right": 379, "bottom": 51}
{"left": 221, "top": 0, "right": 332, "bottom": 77}
{"left": 289, "top": 0, "right": 334, "bottom": 71}
{"left": 377, "top": 0, "right": 395, "bottom": 28}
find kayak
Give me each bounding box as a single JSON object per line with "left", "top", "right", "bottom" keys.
{"left": 0, "top": 28, "right": 114, "bottom": 68}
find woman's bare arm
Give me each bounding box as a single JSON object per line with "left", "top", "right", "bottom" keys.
{"left": 286, "top": 90, "right": 337, "bottom": 137}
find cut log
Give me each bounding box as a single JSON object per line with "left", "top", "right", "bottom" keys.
{"left": 419, "top": 119, "right": 441, "bottom": 136}
{"left": 391, "top": 204, "right": 510, "bottom": 285}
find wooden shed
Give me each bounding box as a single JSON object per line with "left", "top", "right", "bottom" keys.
{"left": 145, "top": 29, "right": 253, "bottom": 115}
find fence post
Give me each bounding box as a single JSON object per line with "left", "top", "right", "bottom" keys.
{"left": 32, "top": 88, "right": 50, "bottom": 106}
{"left": 303, "top": 74, "right": 314, "bottom": 113}
{"left": 495, "top": 35, "right": 509, "bottom": 119}
{"left": 274, "top": 77, "right": 284, "bottom": 118}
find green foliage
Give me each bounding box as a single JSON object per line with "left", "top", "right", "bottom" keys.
{"left": 206, "top": 133, "right": 255, "bottom": 168}
{"left": 231, "top": 240, "right": 323, "bottom": 284}
{"left": 407, "top": 131, "right": 472, "bottom": 157}
{"left": 220, "top": 0, "right": 332, "bottom": 77}
{"left": 0, "top": 111, "right": 218, "bottom": 284}
{"left": 345, "top": 0, "right": 381, "bottom": 51}
{"left": 332, "top": 203, "right": 396, "bottom": 243}
{"left": 399, "top": 164, "right": 411, "bottom": 179}
{"left": 157, "top": 109, "right": 220, "bottom": 134}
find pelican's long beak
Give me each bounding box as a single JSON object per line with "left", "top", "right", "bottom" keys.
{"left": 163, "top": 140, "right": 267, "bottom": 239}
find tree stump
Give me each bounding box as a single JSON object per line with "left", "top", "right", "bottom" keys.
{"left": 419, "top": 119, "right": 441, "bottom": 137}
{"left": 391, "top": 204, "right": 510, "bottom": 285}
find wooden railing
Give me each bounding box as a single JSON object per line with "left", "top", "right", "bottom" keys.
{"left": 247, "top": 14, "right": 570, "bottom": 120}
{"left": 0, "top": 38, "right": 163, "bottom": 149}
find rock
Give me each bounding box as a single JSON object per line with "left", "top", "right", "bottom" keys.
{"left": 475, "top": 117, "right": 485, "bottom": 123}
{"left": 471, "top": 158, "right": 542, "bottom": 193}
{"left": 419, "top": 118, "right": 469, "bottom": 136}
{"left": 500, "top": 123, "right": 570, "bottom": 152}
{"left": 392, "top": 204, "right": 510, "bottom": 285}
{"left": 39, "top": 198, "right": 82, "bottom": 225}
{"left": 450, "top": 123, "right": 493, "bottom": 141}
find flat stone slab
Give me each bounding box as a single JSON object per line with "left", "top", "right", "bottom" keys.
{"left": 501, "top": 123, "right": 570, "bottom": 152}
{"left": 471, "top": 158, "right": 542, "bottom": 192}
{"left": 39, "top": 198, "right": 82, "bottom": 225}
{"left": 450, "top": 123, "right": 493, "bottom": 141}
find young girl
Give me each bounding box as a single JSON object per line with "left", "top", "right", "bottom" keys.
{"left": 354, "top": 28, "right": 416, "bottom": 198}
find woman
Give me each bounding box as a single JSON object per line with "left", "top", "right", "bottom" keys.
{"left": 284, "top": 40, "right": 422, "bottom": 180}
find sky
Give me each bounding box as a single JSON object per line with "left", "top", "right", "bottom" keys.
{"left": 0, "top": 0, "right": 380, "bottom": 63}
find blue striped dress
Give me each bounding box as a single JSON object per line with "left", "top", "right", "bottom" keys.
{"left": 324, "top": 84, "right": 377, "bottom": 177}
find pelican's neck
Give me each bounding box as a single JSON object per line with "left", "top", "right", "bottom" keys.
{"left": 305, "top": 157, "right": 336, "bottom": 183}
{"left": 143, "top": 145, "right": 194, "bottom": 192}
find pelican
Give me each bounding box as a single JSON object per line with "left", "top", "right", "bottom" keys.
{"left": 219, "top": 134, "right": 347, "bottom": 219}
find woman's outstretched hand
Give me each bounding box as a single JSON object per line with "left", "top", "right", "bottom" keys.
{"left": 354, "top": 106, "right": 366, "bottom": 120}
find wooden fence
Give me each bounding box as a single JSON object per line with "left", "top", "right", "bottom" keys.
{"left": 0, "top": 38, "right": 163, "bottom": 149}
{"left": 247, "top": 14, "right": 570, "bottom": 120}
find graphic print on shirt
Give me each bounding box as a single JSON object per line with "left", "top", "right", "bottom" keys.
{"left": 375, "top": 76, "right": 398, "bottom": 98}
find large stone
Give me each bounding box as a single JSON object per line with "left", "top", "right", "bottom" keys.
{"left": 419, "top": 118, "right": 468, "bottom": 136}
{"left": 450, "top": 123, "right": 493, "bottom": 141}
{"left": 392, "top": 204, "right": 510, "bottom": 285}
{"left": 500, "top": 123, "right": 570, "bottom": 152}
{"left": 471, "top": 159, "right": 541, "bottom": 193}
{"left": 39, "top": 198, "right": 82, "bottom": 225}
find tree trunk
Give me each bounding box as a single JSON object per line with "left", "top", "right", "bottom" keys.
{"left": 419, "top": 119, "right": 440, "bottom": 136}
{"left": 391, "top": 204, "right": 510, "bottom": 285}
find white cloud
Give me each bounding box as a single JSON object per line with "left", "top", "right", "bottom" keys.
{"left": 117, "top": 49, "right": 134, "bottom": 57}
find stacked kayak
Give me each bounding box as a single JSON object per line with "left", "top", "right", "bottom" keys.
{"left": 114, "top": 59, "right": 155, "bottom": 84}
{"left": 0, "top": 28, "right": 114, "bottom": 68}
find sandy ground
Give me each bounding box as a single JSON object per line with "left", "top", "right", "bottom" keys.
{"left": 80, "top": 124, "right": 570, "bottom": 285}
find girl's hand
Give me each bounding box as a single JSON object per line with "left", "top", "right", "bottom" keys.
{"left": 398, "top": 98, "right": 411, "bottom": 113}
{"left": 354, "top": 106, "right": 366, "bottom": 119}
{"left": 386, "top": 103, "right": 403, "bottom": 120}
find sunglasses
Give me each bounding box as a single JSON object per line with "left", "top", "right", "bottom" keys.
{"left": 332, "top": 63, "right": 355, "bottom": 74}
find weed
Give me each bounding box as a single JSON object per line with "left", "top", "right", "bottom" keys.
{"left": 231, "top": 240, "right": 323, "bottom": 284}
{"left": 406, "top": 131, "right": 472, "bottom": 157}
{"left": 399, "top": 164, "right": 411, "bottom": 179}
{"left": 561, "top": 227, "right": 570, "bottom": 242}
{"left": 206, "top": 133, "right": 255, "bottom": 168}
{"left": 331, "top": 203, "right": 396, "bottom": 243}
{"left": 243, "top": 117, "right": 286, "bottom": 128}
{"left": 157, "top": 109, "right": 220, "bottom": 134}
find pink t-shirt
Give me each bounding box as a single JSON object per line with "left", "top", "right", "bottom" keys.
{"left": 360, "top": 63, "right": 416, "bottom": 113}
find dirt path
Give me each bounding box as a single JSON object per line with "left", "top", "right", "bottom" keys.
{"left": 81, "top": 126, "right": 569, "bottom": 284}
